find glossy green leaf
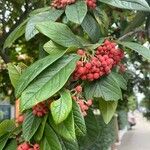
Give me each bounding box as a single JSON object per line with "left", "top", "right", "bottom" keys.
{"left": 93, "top": 8, "right": 109, "bottom": 35}
{"left": 25, "top": 9, "right": 64, "bottom": 40}
{"left": 79, "top": 114, "right": 116, "bottom": 150}
{"left": 124, "top": 12, "right": 146, "bottom": 34}
{"left": 110, "top": 72, "right": 127, "bottom": 90}
{"left": 4, "top": 139, "right": 17, "bottom": 150}
{"left": 20, "top": 54, "right": 79, "bottom": 111}
{"left": 119, "top": 42, "right": 150, "bottom": 60}
{"left": 100, "top": 0, "right": 150, "bottom": 11}
{"left": 81, "top": 14, "right": 100, "bottom": 42}
{"left": 22, "top": 111, "right": 42, "bottom": 141}
{"left": 40, "top": 123, "right": 62, "bottom": 150}
{"left": 0, "top": 134, "right": 10, "bottom": 150}
{"left": 29, "top": 7, "right": 51, "bottom": 16}
{"left": 60, "top": 137, "right": 79, "bottom": 150}
{"left": 0, "top": 120, "right": 16, "bottom": 137}
{"left": 43, "top": 41, "right": 66, "bottom": 55}
{"left": 72, "top": 100, "right": 86, "bottom": 136}
{"left": 49, "top": 112, "right": 76, "bottom": 141}
{"left": 65, "top": 1, "right": 87, "bottom": 24}
{"left": 7, "top": 63, "right": 22, "bottom": 88}
{"left": 51, "top": 89, "right": 72, "bottom": 124}
{"left": 36, "top": 21, "right": 82, "bottom": 47}
{"left": 79, "top": 110, "right": 101, "bottom": 149}
{"left": 34, "top": 115, "right": 48, "bottom": 141}
{"left": 84, "top": 73, "right": 122, "bottom": 101}
{"left": 3, "top": 19, "right": 28, "bottom": 49}
{"left": 15, "top": 51, "right": 65, "bottom": 98}
{"left": 99, "top": 99, "right": 118, "bottom": 124}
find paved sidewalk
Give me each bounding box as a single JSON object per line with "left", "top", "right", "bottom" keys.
{"left": 118, "top": 113, "right": 150, "bottom": 150}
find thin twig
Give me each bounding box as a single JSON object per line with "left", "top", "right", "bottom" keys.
{"left": 118, "top": 29, "right": 147, "bottom": 41}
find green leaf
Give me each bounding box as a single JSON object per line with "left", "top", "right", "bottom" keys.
{"left": 100, "top": 0, "right": 150, "bottom": 11}
{"left": 4, "top": 139, "right": 17, "bottom": 150}
{"left": 79, "top": 110, "right": 101, "bottom": 149}
{"left": 44, "top": 41, "right": 66, "bottom": 55}
{"left": 51, "top": 89, "right": 72, "bottom": 124}
{"left": 34, "top": 115, "right": 48, "bottom": 141}
{"left": 15, "top": 51, "right": 65, "bottom": 98}
{"left": 20, "top": 54, "right": 79, "bottom": 111}
{"left": 36, "top": 21, "right": 82, "bottom": 47}
{"left": 44, "top": 41, "right": 78, "bottom": 55}
{"left": 123, "top": 12, "right": 146, "bottom": 34}
{"left": 60, "top": 137, "right": 79, "bottom": 150}
{"left": 40, "top": 123, "right": 62, "bottom": 150}
{"left": 7, "top": 63, "right": 22, "bottom": 88}
{"left": 110, "top": 72, "right": 127, "bottom": 90}
{"left": 93, "top": 8, "right": 109, "bottom": 36}
{"left": 84, "top": 73, "right": 122, "bottom": 101}
{"left": 25, "top": 9, "right": 64, "bottom": 41}
{"left": 72, "top": 100, "right": 86, "bottom": 136}
{"left": 29, "top": 7, "right": 51, "bottom": 16}
{"left": 61, "top": 141, "right": 78, "bottom": 150}
{"left": 49, "top": 112, "right": 76, "bottom": 141}
{"left": 0, "top": 120, "right": 16, "bottom": 137}
{"left": 22, "top": 111, "right": 42, "bottom": 141}
{"left": 99, "top": 99, "right": 118, "bottom": 124}
{"left": 81, "top": 14, "right": 100, "bottom": 42}
{"left": 65, "top": 1, "right": 87, "bottom": 24}
{"left": 118, "top": 42, "right": 150, "bottom": 61}
{"left": 0, "top": 134, "right": 10, "bottom": 150}
{"left": 79, "top": 114, "right": 116, "bottom": 150}
{"left": 3, "top": 19, "right": 28, "bottom": 49}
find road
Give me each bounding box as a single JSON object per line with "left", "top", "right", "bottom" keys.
{"left": 118, "top": 112, "right": 150, "bottom": 150}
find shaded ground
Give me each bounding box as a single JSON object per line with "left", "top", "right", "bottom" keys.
{"left": 118, "top": 112, "right": 150, "bottom": 150}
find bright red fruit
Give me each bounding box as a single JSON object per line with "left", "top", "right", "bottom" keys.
{"left": 73, "top": 40, "right": 125, "bottom": 81}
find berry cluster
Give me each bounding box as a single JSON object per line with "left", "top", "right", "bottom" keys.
{"left": 32, "top": 101, "right": 48, "bottom": 117}
{"left": 73, "top": 40, "right": 124, "bottom": 81}
{"left": 51, "top": 0, "right": 97, "bottom": 9}
{"left": 16, "top": 115, "right": 24, "bottom": 124}
{"left": 86, "top": 0, "right": 96, "bottom": 9}
{"left": 72, "top": 85, "right": 93, "bottom": 116}
{"left": 17, "top": 143, "right": 40, "bottom": 150}
{"left": 51, "top": 0, "right": 76, "bottom": 9}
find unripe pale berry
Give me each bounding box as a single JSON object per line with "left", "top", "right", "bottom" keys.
{"left": 75, "top": 85, "right": 82, "bottom": 93}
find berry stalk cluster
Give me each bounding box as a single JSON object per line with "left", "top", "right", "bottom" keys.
{"left": 73, "top": 40, "right": 124, "bottom": 81}
{"left": 72, "top": 85, "right": 93, "bottom": 116}
{"left": 32, "top": 101, "right": 49, "bottom": 117}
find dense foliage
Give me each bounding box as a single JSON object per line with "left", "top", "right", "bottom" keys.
{"left": 0, "top": 0, "right": 150, "bottom": 149}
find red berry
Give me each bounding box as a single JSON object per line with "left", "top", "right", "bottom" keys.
{"left": 87, "top": 99, "right": 93, "bottom": 106}
{"left": 16, "top": 115, "right": 24, "bottom": 124}
{"left": 81, "top": 75, "right": 87, "bottom": 80}
{"left": 119, "top": 64, "right": 126, "bottom": 73}
{"left": 87, "top": 73, "right": 94, "bottom": 81}
{"left": 93, "top": 73, "right": 100, "bottom": 79}
{"left": 75, "top": 85, "right": 82, "bottom": 93}
{"left": 77, "top": 49, "right": 85, "bottom": 56}
{"left": 32, "top": 102, "right": 48, "bottom": 117}
{"left": 85, "top": 62, "right": 92, "bottom": 69}
{"left": 77, "top": 67, "right": 86, "bottom": 75}
{"left": 33, "top": 144, "right": 40, "bottom": 150}
{"left": 76, "top": 61, "right": 83, "bottom": 67}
